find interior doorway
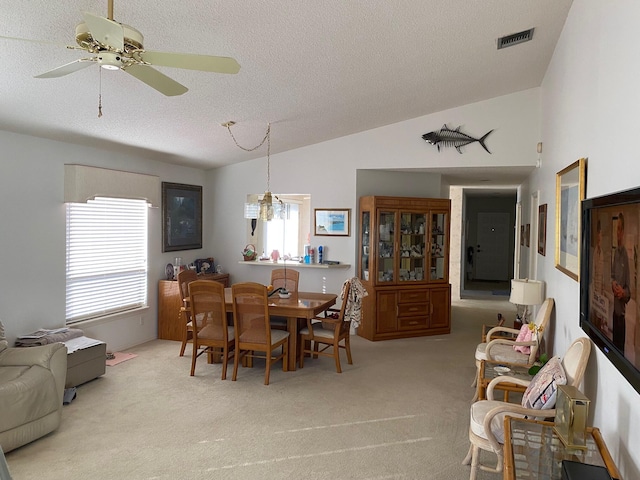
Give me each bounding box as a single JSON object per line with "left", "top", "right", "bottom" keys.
{"left": 461, "top": 189, "right": 517, "bottom": 298}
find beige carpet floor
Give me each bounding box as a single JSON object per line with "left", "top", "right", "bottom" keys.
{"left": 5, "top": 297, "right": 515, "bottom": 480}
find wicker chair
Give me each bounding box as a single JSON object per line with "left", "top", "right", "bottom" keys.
{"left": 471, "top": 298, "right": 554, "bottom": 397}
{"left": 231, "top": 282, "right": 289, "bottom": 385}
{"left": 188, "top": 280, "right": 235, "bottom": 379}
{"left": 463, "top": 337, "right": 591, "bottom": 480}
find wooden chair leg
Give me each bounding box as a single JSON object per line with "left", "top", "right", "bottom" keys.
{"left": 190, "top": 343, "right": 198, "bottom": 376}
{"left": 345, "top": 337, "right": 353, "bottom": 364}
{"left": 332, "top": 341, "right": 342, "bottom": 373}
{"left": 264, "top": 352, "right": 271, "bottom": 385}
{"left": 282, "top": 342, "right": 288, "bottom": 372}
{"left": 180, "top": 328, "right": 189, "bottom": 357}
{"left": 232, "top": 350, "right": 242, "bottom": 381}
{"left": 221, "top": 347, "right": 228, "bottom": 380}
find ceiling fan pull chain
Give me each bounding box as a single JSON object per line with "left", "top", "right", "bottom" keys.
{"left": 97, "top": 67, "right": 103, "bottom": 118}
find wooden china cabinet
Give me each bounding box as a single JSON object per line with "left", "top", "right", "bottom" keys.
{"left": 357, "top": 196, "right": 451, "bottom": 341}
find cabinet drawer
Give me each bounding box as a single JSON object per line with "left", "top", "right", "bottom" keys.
{"left": 398, "top": 302, "right": 429, "bottom": 317}
{"left": 398, "top": 290, "right": 428, "bottom": 304}
{"left": 399, "top": 316, "right": 428, "bottom": 329}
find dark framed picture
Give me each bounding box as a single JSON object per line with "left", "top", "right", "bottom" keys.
{"left": 162, "top": 182, "right": 202, "bottom": 252}
{"left": 520, "top": 225, "right": 525, "bottom": 246}
{"left": 538, "top": 204, "right": 547, "bottom": 256}
{"left": 525, "top": 224, "right": 530, "bottom": 247}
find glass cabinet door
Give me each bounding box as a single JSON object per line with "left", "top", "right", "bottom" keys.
{"left": 377, "top": 210, "right": 395, "bottom": 283}
{"left": 360, "top": 211, "right": 370, "bottom": 281}
{"left": 429, "top": 211, "right": 448, "bottom": 281}
{"left": 398, "top": 212, "right": 427, "bottom": 282}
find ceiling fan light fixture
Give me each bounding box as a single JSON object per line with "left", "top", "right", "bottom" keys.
{"left": 97, "top": 52, "right": 123, "bottom": 69}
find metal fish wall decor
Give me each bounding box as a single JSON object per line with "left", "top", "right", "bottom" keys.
{"left": 422, "top": 124, "right": 493, "bottom": 154}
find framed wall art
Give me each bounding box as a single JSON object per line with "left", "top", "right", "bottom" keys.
{"left": 555, "top": 158, "right": 587, "bottom": 280}
{"left": 520, "top": 225, "right": 525, "bottom": 246}
{"left": 162, "top": 182, "right": 203, "bottom": 252}
{"left": 525, "top": 224, "right": 530, "bottom": 247}
{"left": 538, "top": 203, "right": 547, "bottom": 256}
{"left": 314, "top": 208, "right": 351, "bottom": 236}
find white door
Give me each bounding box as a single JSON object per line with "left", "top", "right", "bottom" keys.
{"left": 475, "top": 212, "right": 510, "bottom": 281}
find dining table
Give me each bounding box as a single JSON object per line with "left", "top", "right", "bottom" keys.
{"left": 224, "top": 288, "right": 337, "bottom": 371}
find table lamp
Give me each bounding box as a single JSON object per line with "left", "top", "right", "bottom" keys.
{"left": 509, "top": 278, "right": 544, "bottom": 323}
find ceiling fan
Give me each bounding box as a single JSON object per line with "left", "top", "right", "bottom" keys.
{"left": 9, "top": 0, "right": 240, "bottom": 96}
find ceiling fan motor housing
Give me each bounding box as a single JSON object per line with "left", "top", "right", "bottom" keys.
{"left": 75, "top": 22, "right": 144, "bottom": 53}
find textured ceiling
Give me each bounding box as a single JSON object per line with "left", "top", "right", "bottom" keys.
{"left": 0, "top": 0, "right": 572, "bottom": 180}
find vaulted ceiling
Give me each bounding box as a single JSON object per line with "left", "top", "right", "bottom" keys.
{"left": 0, "top": 1, "right": 572, "bottom": 176}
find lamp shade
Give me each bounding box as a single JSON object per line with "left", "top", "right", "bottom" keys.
{"left": 509, "top": 279, "right": 544, "bottom": 306}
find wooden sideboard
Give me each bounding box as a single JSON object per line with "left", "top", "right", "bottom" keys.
{"left": 157, "top": 273, "right": 230, "bottom": 341}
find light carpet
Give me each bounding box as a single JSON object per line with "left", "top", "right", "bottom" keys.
{"left": 5, "top": 297, "right": 515, "bottom": 480}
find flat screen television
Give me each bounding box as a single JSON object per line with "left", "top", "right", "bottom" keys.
{"left": 580, "top": 186, "right": 640, "bottom": 394}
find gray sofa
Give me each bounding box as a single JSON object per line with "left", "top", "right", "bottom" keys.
{"left": 0, "top": 324, "right": 67, "bottom": 453}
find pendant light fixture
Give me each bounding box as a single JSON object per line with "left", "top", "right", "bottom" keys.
{"left": 223, "top": 121, "right": 285, "bottom": 221}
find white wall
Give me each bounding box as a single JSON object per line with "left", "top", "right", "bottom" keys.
{"left": 527, "top": 1, "right": 640, "bottom": 477}
{"left": 0, "top": 131, "right": 207, "bottom": 351}
{"left": 208, "top": 88, "right": 540, "bottom": 294}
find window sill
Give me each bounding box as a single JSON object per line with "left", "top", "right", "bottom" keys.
{"left": 238, "top": 260, "right": 350, "bottom": 269}
{"left": 69, "top": 306, "right": 150, "bottom": 328}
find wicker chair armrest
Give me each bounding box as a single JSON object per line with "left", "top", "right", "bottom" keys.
{"left": 486, "top": 376, "right": 531, "bottom": 400}
{"left": 483, "top": 404, "right": 556, "bottom": 454}
{"left": 486, "top": 325, "right": 520, "bottom": 340}
{"left": 485, "top": 338, "right": 538, "bottom": 360}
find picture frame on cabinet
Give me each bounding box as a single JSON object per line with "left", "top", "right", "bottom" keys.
{"left": 162, "top": 182, "right": 203, "bottom": 252}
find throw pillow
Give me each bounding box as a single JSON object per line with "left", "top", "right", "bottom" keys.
{"left": 521, "top": 356, "right": 566, "bottom": 410}
{"left": 513, "top": 324, "right": 533, "bottom": 354}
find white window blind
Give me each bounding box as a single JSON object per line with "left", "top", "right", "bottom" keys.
{"left": 66, "top": 197, "right": 149, "bottom": 323}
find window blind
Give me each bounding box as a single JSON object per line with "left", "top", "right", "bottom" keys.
{"left": 66, "top": 197, "right": 148, "bottom": 323}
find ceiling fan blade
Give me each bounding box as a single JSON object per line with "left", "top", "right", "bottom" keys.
{"left": 138, "top": 50, "right": 240, "bottom": 74}
{"left": 82, "top": 12, "right": 124, "bottom": 51}
{"left": 0, "top": 35, "right": 66, "bottom": 47}
{"left": 35, "top": 59, "right": 95, "bottom": 78}
{"left": 124, "top": 64, "right": 188, "bottom": 96}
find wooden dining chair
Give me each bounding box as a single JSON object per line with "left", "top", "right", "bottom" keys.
{"left": 299, "top": 279, "right": 353, "bottom": 373}
{"left": 270, "top": 268, "right": 299, "bottom": 293}
{"left": 231, "top": 282, "right": 290, "bottom": 385}
{"left": 177, "top": 269, "right": 198, "bottom": 356}
{"left": 269, "top": 268, "right": 300, "bottom": 331}
{"left": 188, "top": 280, "right": 235, "bottom": 379}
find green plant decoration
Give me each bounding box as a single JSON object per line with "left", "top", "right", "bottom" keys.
{"left": 528, "top": 352, "right": 549, "bottom": 376}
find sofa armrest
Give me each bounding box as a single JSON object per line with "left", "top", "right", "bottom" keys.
{"left": 0, "top": 342, "right": 67, "bottom": 370}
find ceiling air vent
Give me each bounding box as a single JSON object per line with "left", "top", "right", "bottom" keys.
{"left": 497, "top": 28, "right": 535, "bottom": 50}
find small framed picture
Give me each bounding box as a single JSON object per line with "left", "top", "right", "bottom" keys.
{"left": 538, "top": 204, "right": 547, "bottom": 256}
{"left": 314, "top": 209, "right": 351, "bottom": 236}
